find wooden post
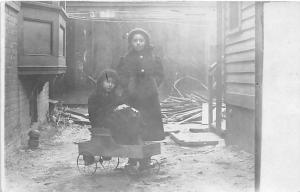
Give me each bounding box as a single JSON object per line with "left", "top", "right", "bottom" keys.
{"left": 208, "top": 70, "right": 213, "bottom": 129}
{"left": 215, "top": 2, "right": 223, "bottom": 132}
{"left": 0, "top": 2, "right": 5, "bottom": 190}
{"left": 91, "top": 20, "right": 96, "bottom": 75}
{"left": 255, "top": 2, "right": 263, "bottom": 192}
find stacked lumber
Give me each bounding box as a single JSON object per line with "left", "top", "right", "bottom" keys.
{"left": 161, "top": 92, "right": 207, "bottom": 124}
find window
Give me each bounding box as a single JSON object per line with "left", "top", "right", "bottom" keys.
{"left": 59, "top": 26, "right": 65, "bottom": 57}
{"left": 23, "top": 19, "right": 52, "bottom": 55}
{"left": 227, "top": 2, "right": 241, "bottom": 34}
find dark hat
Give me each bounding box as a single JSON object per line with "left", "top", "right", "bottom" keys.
{"left": 127, "top": 28, "right": 151, "bottom": 47}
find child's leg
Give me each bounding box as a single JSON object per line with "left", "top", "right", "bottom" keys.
{"left": 127, "top": 158, "right": 138, "bottom": 166}
{"left": 126, "top": 135, "right": 143, "bottom": 167}
{"left": 83, "top": 154, "right": 95, "bottom": 165}
{"left": 138, "top": 157, "right": 151, "bottom": 170}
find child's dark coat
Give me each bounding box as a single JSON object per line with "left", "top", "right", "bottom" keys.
{"left": 88, "top": 70, "right": 121, "bottom": 129}
{"left": 116, "top": 47, "right": 165, "bottom": 141}
{"left": 88, "top": 69, "right": 142, "bottom": 145}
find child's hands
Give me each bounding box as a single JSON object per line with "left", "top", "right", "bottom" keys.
{"left": 114, "top": 104, "right": 139, "bottom": 114}
{"left": 114, "top": 104, "right": 129, "bottom": 111}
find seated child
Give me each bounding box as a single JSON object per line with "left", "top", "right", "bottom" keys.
{"left": 88, "top": 69, "right": 122, "bottom": 130}
{"left": 86, "top": 69, "right": 143, "bottom": 165}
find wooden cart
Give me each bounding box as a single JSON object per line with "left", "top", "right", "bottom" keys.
{"left": 74, "top": 129, "right": 161, "bottom": 175}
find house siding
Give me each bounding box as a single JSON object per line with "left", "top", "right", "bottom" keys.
{"left": 224, "top": 2, "right": 255, "bottom": 110}
{"left": 221, "top": 2, "right": 256, "bottom": 153}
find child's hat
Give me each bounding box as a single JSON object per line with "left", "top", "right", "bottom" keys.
{"left": 127, "top": 28, "right": 151, "bottom": 45}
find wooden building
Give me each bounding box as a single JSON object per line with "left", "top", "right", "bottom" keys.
{"left": 59, "top": 1, "right": 216, "bottom": 103}
{"left": 216, "top": 2, "right": 300, "bottom": 190}
{"left": 213, "top": 2, "right": 257, "bottom": 153}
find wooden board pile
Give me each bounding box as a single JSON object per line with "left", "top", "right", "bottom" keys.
{"left": 161, "top": 91, "right": 208, "bottom": 124}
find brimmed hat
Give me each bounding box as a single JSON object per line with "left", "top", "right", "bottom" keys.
{"left": 127, "top": 28, "right": 151, "bottom": 47}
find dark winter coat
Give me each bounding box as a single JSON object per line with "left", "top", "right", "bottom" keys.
{"left": 88, "top": 69, "right": 142, "bottom": 145}
{"left": 116, "top": 47, "right": 165, "bottom": 141}
{"left": 88, "top": 69, "right": 122, "bottom": 129}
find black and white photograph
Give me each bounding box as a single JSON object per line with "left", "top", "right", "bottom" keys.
{"left": 0, "top": 1, "right": 300, "bottom": 192}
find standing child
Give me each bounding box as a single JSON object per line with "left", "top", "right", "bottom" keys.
{"left": 116, "top": 28, "right": 165, "bottom": 170}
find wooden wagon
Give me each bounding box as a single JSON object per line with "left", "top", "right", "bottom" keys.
{"left": 74, "top": 128, "right": 161, "bottom": 175}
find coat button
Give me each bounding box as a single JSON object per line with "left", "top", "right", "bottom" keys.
{"left": 140, "top": 55, "right": 143, "bottom": 59}
{"left": 141, "top": 69, "right": 145, "bottom": 73}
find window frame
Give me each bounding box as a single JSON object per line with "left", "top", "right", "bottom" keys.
{"left": 226, "top": 2, "right": 242, "bottom": 35}
{"left": 59, "top": 25, "right": 66, "bottom": 57}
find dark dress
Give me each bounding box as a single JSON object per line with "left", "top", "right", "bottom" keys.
{"left": 116, "top": 48, "right": 165, "bottom": 141}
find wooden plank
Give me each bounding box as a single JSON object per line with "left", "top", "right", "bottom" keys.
{"left": 169, "top": 132, "right": 220, "bottom": 147}
{"left": 242, "top": 15, "right": 255, "bottom": 23}
{"left": 202, "top": 103, "right": 209, "bottom": 125}
{"left": 226, "top": 62, "right": 255, "bottom": 73}
{"left": 225, "top": 28, "right": 255, "bottom": 45}
{"left": 225, "top": 93, "right": 255, "bottom": 109}
{"left": 216, "top": 4, "right": 224, "bottom": 132}
{"left": 143, "top": 143, "right": 161, "bottom": 158}
{"left": 242, "top": 5, "right": 255, "bottom": 21}
{"left": 226, "top": 73, "right": 255, "bottom": 84}
{"left": 255, "top": 2, "right": 263, "bottom": 190}
{"left": 77, "top": 140, "right": 160, "bottom": 158}
{"left": 242, "top": 1, "right": 255, "bottom": 10}
{"left": 241, "top": 16, "right": 255, "bottom": 31}
{"left": 215, "top": 1, "right": 224, "bottom": 132}
{"left": 226, "top": 83, "right": 255, "bottom": 95}
{"left": 225, "top": 50, "right": 255, "bottom": 63}
{"left": 225, "top": 39, "right": 255, "bottom": 55}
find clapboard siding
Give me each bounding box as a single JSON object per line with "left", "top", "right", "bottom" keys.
{"left": 225, "top": 51, "right": 255, "bottom": 63}
{"left": 226, "top": 73, "right": 255, "bottom": 84}
{"left": 224, "top": 2, "right": 256, "bottom": 109}
{"left": 240, "top": 17, "right": 255, "bottom": 31}
{"left": 226, "top": 28, "right": 254, "bottom": 45}
{"left": 226, "top": 83, "right": 255, "bottom": 96}
{"left": 242, "top": 2, "right": 255, "bottom": 10}
{"left": 225, "top": 40, "right": 255, "bottom": 55}
{"left": 241, "top": 6, "right": 255, "bottom": 20}
{"left": 226, "top": 62, "right": 255, "bottom": 73}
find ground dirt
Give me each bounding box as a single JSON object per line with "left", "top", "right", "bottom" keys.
{"left": 5, "top": 122, "right": 254, "bottom": 192}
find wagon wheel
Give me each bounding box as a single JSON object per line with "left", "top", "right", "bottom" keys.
{"left": 98, "top": 156, "right": 120, "bottom": 170}
{"left": 137, "top": 158, "right": 161, "bottom": 175}
{"left": 149, "top": 158, "right": 160, "bottom": 174}
{"left": 77, "top": 152, "right": 97, "bottom": 176}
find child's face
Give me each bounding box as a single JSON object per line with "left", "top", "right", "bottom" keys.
{"left": 102, "top": 77, "right": 116, "bottom": 92}
{"left": 131, "top": 34, "right": 146, "bottom": 52}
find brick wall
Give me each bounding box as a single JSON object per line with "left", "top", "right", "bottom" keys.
{"left": 5, "top": 2, "right": 27, "bottom": 147}
{"left": 5, "top": 2, "right": 49, "bottom": 148}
